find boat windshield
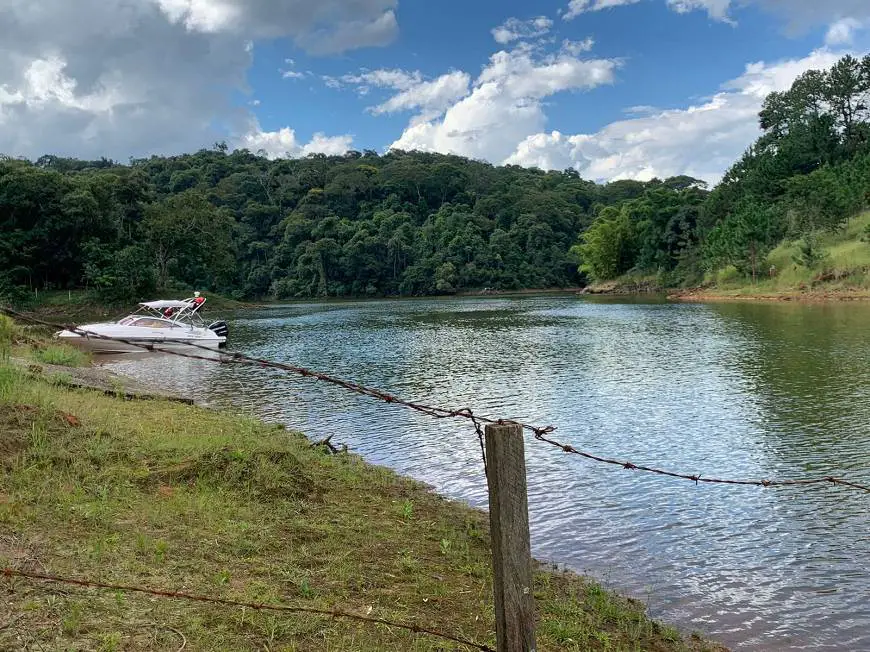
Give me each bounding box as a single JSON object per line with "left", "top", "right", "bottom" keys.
{"left": 117, "top": 316, "right": 181, "bottom": 328}
{"left": 130, "top": 317, "right": 178, "bottom": 329}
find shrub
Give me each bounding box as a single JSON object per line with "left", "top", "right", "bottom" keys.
{"left": 715, "top": 265, "right": 741, "bottom": 285}
{"left": 792, "top": 236, "right": 827, "bottom": 270}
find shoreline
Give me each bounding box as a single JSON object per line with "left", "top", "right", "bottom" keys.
{"left": 580, "top": 279, "right": 870, "bottom": 304}
{"left": 0, "top": 323, "right": 726, "bottom": 651}
{"left": 666, "top": 287, "right": 870, "bottom": 303}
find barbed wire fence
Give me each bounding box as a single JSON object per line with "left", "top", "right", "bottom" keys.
{"left": 2, "top": 568, "right": 493, "bottom": 651}
{"left": 2, "top": 305, "right": 869, "bottom": 650}
{"left": 5, "top": 307, "right": 868, "bottom": 494}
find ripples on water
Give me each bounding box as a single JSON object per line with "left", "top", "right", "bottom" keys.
{"left": 102, "top": 296, "right": 870, "bottom": 651}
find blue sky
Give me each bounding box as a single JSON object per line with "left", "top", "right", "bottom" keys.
{"left": 250, "top": 1, "right": 830, "bottom": 144}
{"left": 1, "top": 1, "right": 869, "bottom": 184}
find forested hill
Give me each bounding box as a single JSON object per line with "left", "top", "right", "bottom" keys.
{"left": 0, "top": 146, "right": 706, "bottom": 301}
{"left": 577, "top": 54, "right": 870, "bottom": 288}
{"left": 3, "top": 53, "right": 870, "bottom": 303}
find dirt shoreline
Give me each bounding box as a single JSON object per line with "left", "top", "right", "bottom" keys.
{"left": 667, "top": 287, "right": 870, "bottom": 303}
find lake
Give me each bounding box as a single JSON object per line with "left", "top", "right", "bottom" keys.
{"left": 101, "top": 295, "right": 870, "bottom": 650}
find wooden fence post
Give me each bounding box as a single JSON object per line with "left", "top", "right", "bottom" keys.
{"left": 485, "top": 422, "right": 537, "bottom": 652}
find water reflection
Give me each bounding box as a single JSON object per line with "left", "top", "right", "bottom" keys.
{"left": 102, "top": 296, "right": 870, "bottom": 651}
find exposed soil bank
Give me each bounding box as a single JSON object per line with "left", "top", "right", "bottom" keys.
{"left": 667, "top": 286, "right": 870, "bottom": 303}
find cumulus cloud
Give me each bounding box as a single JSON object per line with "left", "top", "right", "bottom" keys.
{"left": 370, "top": 72, "right": 472, "bottom": 121}
{"left": 327, "top": 67, "right": 471, "bottom": 122}
{"left": 238, "top": 120, "right": 353, "bottom": 158}
{"left": 390, "top": 47, "right": 620, "bottom": 163}
{"left": 491, "top": 16, "right": 554, "bottom": 44}
{"left": 0, "top": 0, "right": 397, "bottom": 160}
{"left": 505, "top": 48, "right": 847, "bottom": 183}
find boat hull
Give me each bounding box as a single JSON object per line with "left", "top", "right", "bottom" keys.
{"left": 57, "top": 326, "right": 225, "bottom": 354}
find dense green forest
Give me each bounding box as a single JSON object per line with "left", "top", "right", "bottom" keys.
{"left": 3, "top": 54, "right": 870, "bottom": 303}
{"left": 0, "top": 143, "right": 705, "bottom": 301}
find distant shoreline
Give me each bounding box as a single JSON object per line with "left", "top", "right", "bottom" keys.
{"left": 667, "top": 287, "right": 870, "bottom": 303}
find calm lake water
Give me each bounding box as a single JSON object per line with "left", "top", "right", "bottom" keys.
{"left": 101, "top": 296, "right": 870, "bottom": 651}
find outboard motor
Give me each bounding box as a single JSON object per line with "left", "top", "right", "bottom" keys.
{"left": 208, "top": 321, "right": 229, "bottom": 347}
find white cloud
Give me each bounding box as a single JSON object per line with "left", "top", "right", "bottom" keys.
{"left": 7, "top": 56, "right": 123, "bottom": 113}
{"left": 341, "top": 69, "right": 423, "bottom": 92}
{"left": 563, "top": 0, "right": 642, "bottom": 21}
{"left": 477, "top": 49, "right": 617, "bottom": 100}
{"left": 826, "top": 18, "right": 864, "bottom": 45}
{"left": 238, "top": 120, "right": 353, "bottom": 158}
{"left": 281, "top": 59, "right": 307, "bottom": 80}
{"left": 623, "top": 104, "right": 660, "bottom": 116}
{"left": 666, "top": 0, "right": 732, "bottom": 21}
{"left": 0, "top": 0, "right": 396, "bottom": 160}
{"left": 491, "top": 16, "right": 554, "bottom": 44}
{"left": 390, "top": 47, "right": 619, "bottom": 163}
{"left": 505, "top": 48, "right": 847, "bottom": 183}
{"left": 154, "top": 0, "right": 242, "bottom": 33}
{"left": 370, "top": 71, "right": 471, "bottom": 121}
{"left": 562, "top": 38, "right": 596, "bottom": 55}
{"left": 329, "top": 67, "right": 471, "bottom": 122}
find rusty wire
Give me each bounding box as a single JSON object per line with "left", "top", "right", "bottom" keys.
{"left": 1, "top": 306, "right": 507, "bottom": 474}
{"left": 3, "top": 305, "right": 870, "bottom": 494}
{"left": 529, "top": 430, "right": 870, "bottom": 492}
{"left": 3, "top": 568, "right": 493, "bottom": 651}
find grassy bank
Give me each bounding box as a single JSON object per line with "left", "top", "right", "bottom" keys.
{"left": 673, "top": 212, "right": 870, "bottom": 302}
{"left": 0, "top": 327, "right": 724, "bottom": 651}
{"left": 582, "top": 213, "right": 870, "bottom": 303}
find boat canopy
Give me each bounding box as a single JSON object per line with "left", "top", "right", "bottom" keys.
{"left": 139, "top": 300, "right": 192, "bottom": 310}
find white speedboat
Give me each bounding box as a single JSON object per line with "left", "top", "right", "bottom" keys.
{"left": 57, "top": 293, "right": 229, "bottom": 354}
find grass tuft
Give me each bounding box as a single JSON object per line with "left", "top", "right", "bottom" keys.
{"left": 31, "top": 343, "right": 91, "bottom": 367}
{"left": 0, "top": 314, "right": 22, "bottom": 361}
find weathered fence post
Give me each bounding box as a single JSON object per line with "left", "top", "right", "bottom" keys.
{"left": 485, "top": 422, "right": 537, "bottom": 652}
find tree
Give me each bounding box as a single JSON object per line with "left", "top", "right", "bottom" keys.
{"left": 142, "top": 190, "right": 234, "bottom": 290}
{"left": 703, "top": 197, "right": 778, "bottom": 281}
{"left": 574, "top": 207, "right": 637, "bottom": 282}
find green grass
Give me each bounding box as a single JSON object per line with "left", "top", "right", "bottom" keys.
{"left": 0, "top": 314, "right": 20, "bottom": 361}
{"left": 31, "top": 343, "right": 91, "bottom": 367}
{"left": 0, "top": 356, "right": 725, "bottom": 652}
